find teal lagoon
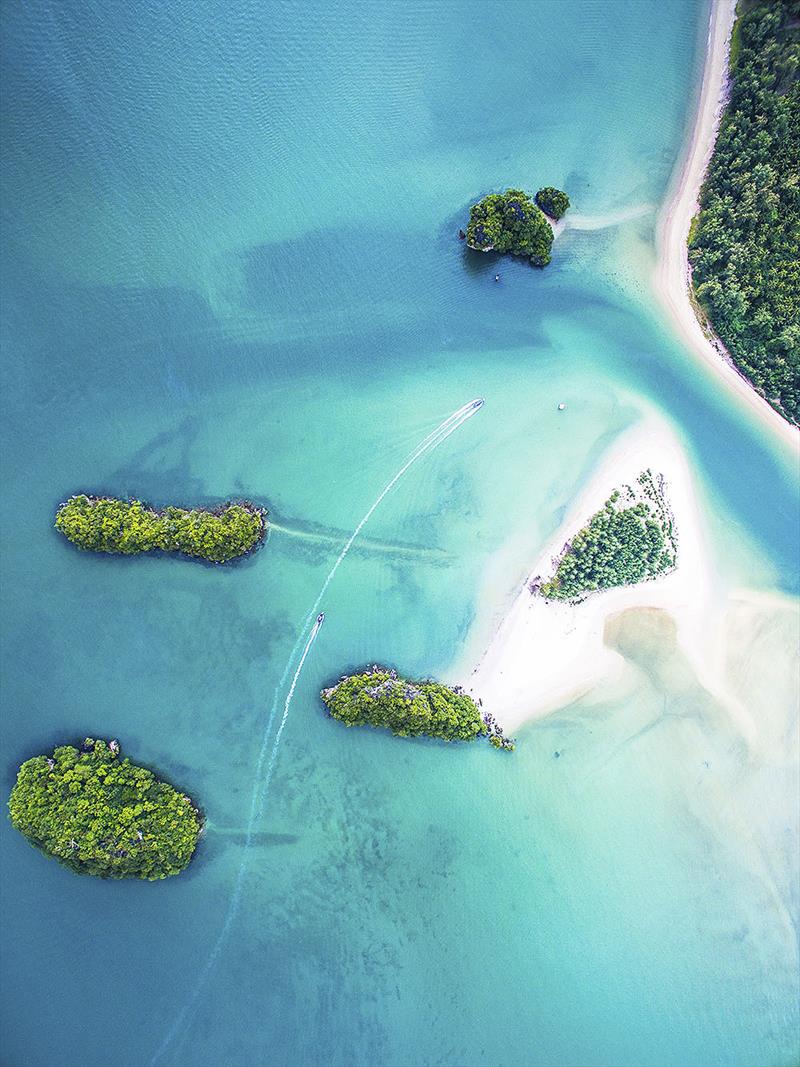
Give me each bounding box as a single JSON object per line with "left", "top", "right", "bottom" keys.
{"left": 1, "top": 2, "right": 798, "bottom": 1066}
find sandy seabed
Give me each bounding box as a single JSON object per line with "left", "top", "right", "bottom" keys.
{"left": 458, "top": 414, "right": 721, "bottom": 730}
{"left": 456, "top": 408, "right": 798, "bottom": 802}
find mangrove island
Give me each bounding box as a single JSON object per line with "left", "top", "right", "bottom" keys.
{"left": 55, "top": 494, "right": 266, "bottom": 563}
{"left": 321, "top": 667, "right": 515, "bottom": 749}
{"left": 541, "top": 469, "right": 677, "bottom": 601}
{"left": 8, "top": 738, "right": 202, "bottom": 879}
{"left": 466, "top": 186, "right": 569, "bottom": 267}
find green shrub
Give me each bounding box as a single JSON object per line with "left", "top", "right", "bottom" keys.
{"left": 321, "top": 668, "right": 511, "bottom": 745}
{"left": 535, "top": 186, "right": 570, "bottom": 220}
{"left": 55, "top": 494, "right": 266, "bottom": 563}
{"left": 8, "top": 739, "right": 202, "bottom": 879}
{"left": 466, "top": 188, "right": 555, "bottom": 267}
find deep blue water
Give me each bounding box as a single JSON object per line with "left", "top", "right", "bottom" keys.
{"left": 1, "top": 2, "right": 798, "bottom": 1066}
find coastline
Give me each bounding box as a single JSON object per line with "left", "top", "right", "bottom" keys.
{"left": 456, "top": 0, "right": 799, "bottom": 736}
{"left": 654, "top": 0, "right": 799, "bottom": 451}
{"left": 455, "top": 415, "right": 725, "bottom": 732}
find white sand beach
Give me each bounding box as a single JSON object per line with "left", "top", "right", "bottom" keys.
{"left": 458, "top": 404, "right": 799, "bottom": 745}
{"left": 654, "top": 0, "right": 798, "bottom": 451}
{"left": 458, "top": 414, "right": 728, "bottom": 732}
{"left": 459, "top": 0, "right": 800, "bottom": 736}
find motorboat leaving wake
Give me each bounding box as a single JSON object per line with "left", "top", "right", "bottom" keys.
{"left": 152, "top": 395, "right": 484, "bottom": 1065}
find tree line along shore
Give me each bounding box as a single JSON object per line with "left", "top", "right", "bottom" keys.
{"left": 689, "top": 0, "right": 799, "bottom": 425}
{"left": 538, "top": 470, "right": 677, "bottom": 602}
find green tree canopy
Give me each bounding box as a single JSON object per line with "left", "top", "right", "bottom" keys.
{"left": 8, "top": 739, "right": 202, "bottom": 879}
{"left": 321, "top": 668, "right": 514, "bottom": 748}
{"left": 689, "top": 0, "right": 799, "bottom": 424}
{"left": 535, "top": 186, "right": 571, "bottom": 220}
{"left": 541, "top": 472, "right": 677, "bottom": 601}
{"left": 466, "top": 188, "right": 555, "bottom": 267}
{"left": 55, "top": 495, "right": 266, "bottom": 563}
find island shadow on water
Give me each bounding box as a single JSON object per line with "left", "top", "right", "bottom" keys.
{"left": 201, "top": 827, "right": 301, "bottom": 867}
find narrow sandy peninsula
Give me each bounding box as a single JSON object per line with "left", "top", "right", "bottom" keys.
{"left": 457, "top": 415, "right": 727, "bottom": 732}
{"left": 654, "top": 0, "right": 798, "bottom": 450}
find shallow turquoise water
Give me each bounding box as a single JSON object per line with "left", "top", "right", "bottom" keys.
{"left": 1, "top": 2, "right": 798, "bottom": 1066}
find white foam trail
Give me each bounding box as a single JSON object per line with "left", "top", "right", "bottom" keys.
{"left": 303, "top": 400, "right": 481, "bottom": 620}
{"left": 249, "top": 399, "right": 482, "bottom": 822}
{"left": 150, "top": 399, "right": 482, "bottom": 1065}
{"left": 564, "top": 203, "right": 655, "bottom": 231}
{"left": 252, "top": 399, "right": 483, "bottom": 815}
{"left": 150, "top": 619, "right": 323, "bottom": 1066}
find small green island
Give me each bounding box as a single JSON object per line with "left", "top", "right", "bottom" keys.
{"left": 55, "top": 494, "right": 266, "bottom": 563}
{"left": 540, "top": 470, "right": 677, "bottom": 601}
{"left": 321, "top": 667, "right": 514, "bottom": 749}
{"left": 466, "top": 186, "right": 569, "bottom": 267}
{"left": 535, "top": 186, "right": 571, "bottom": 221}
{"left": 8, "top": 739, "right": 202, "bottom": 880}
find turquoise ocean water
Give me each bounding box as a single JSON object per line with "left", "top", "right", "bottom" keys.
{"left": 1, "top": 2, "right": 798, "bottom": 1065}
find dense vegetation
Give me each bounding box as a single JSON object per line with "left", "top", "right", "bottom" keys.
{"left": 321, "top": 668, "right": 514, "bottom": 749}
{"left": 688, "top": 0, "right": 799, "bottom": 424}
{"left": 535, "top": 186, "right": 570, "bottom": 220}
{"left": 541, "top": 471, "right": 677, "bottom": 601}
{"left": 8, "top": 739, "right": 202, "bottom": 879}
{"left": 55, "top": 494, "right": 266, "bottom": 563}
{"left": 466, "top": 188, "right": 555, "bottom": 267}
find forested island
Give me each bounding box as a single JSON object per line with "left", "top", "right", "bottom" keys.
{"left": 466, "top": 187, "right": 569, "bottom": 267}
{"left": 8, "top": 739, "right": 202, "bottom": 879}
{"left": 540, "top": 470, "right": 677, "bottom": 601}
{"left": 689, "top": 0, "right": 799, "bottom": 424}
{"left": 535, "top": 186, "right": 571, "bottom": 221}
{"left": 321, "top": 668, "right": 515, "bottom": 749}
{"left": 55, "top": 494, "right": 266, "bottom": 563}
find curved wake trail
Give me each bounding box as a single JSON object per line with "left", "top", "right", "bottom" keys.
{"left": 151, "top": 399, "right": 483, "bottom": 1065}
{"left": 251, "top": 398, "right": 483, "bottom": 819}
{"left": 149, "top": 620, "right": 323, "bottom": 1066}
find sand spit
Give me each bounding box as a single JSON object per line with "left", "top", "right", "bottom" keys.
{"left": 457, "top": 416, "right": 724, "bottom": 732}
{"left": 654, "top": 0, "right": 798, "bottom": 451}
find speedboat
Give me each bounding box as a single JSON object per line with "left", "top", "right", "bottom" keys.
{"left": 316, "top": 612, "right": 325, "bottom": 626}
{"left": 470, "top": 398, "right": 485, "bottom": 411}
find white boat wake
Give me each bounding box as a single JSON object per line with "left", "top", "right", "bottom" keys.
{"left": 150, "top": 397, "right": 483, "bottom": 1065}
